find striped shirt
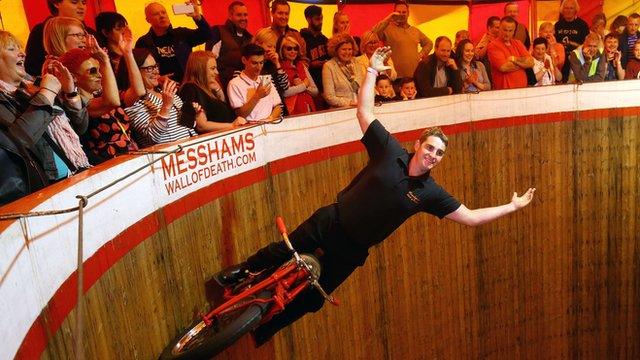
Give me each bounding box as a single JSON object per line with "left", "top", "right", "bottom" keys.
{"left": 125, "top": 92, "right": 196, "bottom": 148}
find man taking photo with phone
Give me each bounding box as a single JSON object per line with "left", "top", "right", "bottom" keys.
{"left": 135, "top": 0, "right": 211, "bottom": 82}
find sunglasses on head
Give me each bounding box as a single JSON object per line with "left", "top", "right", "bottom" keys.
{"left": 284, "top": 45, "right": 299, "bottom": 51}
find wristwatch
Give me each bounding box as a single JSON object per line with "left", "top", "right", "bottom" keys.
{"left": 64, "top": 86, "right": 79, "bottom": 99}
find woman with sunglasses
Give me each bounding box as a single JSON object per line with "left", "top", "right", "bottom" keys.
{"left": 179, "top": 51, "right": 246, "bottom": 134}
{"left": 356, "top": 31, "right": 397, "bottom": 81}
{"left": 121, "top": 48, "right": 195, "bottom": 147}
{"left": 60, "top": 30, "right": 146, "bottom": 164}
{"left": 279, "top": 35, "right": 318, "bottom": 115}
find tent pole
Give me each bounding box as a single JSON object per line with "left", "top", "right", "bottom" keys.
{"left": 530, "top": 0, "right": 538, "bottom": 40}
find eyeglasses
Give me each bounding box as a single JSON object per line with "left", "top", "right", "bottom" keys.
{"left": 284, "top": 46, "right": 299, "bottom": 51}
{"left": 67, "top": 32, "right": 88, "bottom": 39}
{"left": 140, "top": 64, "right": 159, "bottom": 73}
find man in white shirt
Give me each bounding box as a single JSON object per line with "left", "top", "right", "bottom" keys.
{"left": 228, "top": 44, "right": 282, "bottom": 121}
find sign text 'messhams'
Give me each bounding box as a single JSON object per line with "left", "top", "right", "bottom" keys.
{"left": 161, "top": 132, "right": 256, "bottom": 182}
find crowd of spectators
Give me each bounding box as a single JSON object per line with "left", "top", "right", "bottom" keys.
{"left": 1, "top": 0, "right": 640, "bottom": 206}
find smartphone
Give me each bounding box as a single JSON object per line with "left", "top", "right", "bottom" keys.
{"left": 259, "top": 74, "right": 272, "bottom": 87}
{"left": 172, "top": 3, "right": 194, "bottom": 15}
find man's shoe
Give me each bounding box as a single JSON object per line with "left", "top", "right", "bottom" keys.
{"left": 213, "top": 262, "right": 250, "bottom": 287}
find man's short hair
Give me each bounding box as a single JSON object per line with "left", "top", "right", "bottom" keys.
{"left": 419, "top": 127, "right": 448, "bottom": 147}
{"left": 270, "top": 0, "right": 289, "bottom": 13}
{"left": 375, "top": 74, "right": 391, "bottom": 85}
{"left": 47, "top": 0, "right": 62, "bottom": 15}
{"left": 434, "top": 36, "right": 451, "bottom": 48}
{"left": 394, "top": 0, "right": 408, "bottom": 10}
{"left": 604, "top": 33, "right": 619, "bottom": 42}
{"left": 242, "top": 43, "right": 265, "bottom": 58}
{"left": 532, "top": 37, "right": 548, "bottom": 48}
{"left": 629, "top": 13, "right": 640, "bottom": 21}
{"left": 487, "top": 16, "right": 500, "bottom": 28}
{"left": 228, "top": 1, "right": 246, "bottom": 13}
{"left": 583, "top": 33, "right": 601, "bottom": 45}
{"left": 501, "top": 16, "right": 517, "bottom": 25}
{"left": 504, "top": 2, "right": 518, "bottom": 12}
{"left": 304, "top": 5, "right": 322, "bottom": 18}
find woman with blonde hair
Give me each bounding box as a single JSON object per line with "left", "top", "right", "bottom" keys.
{"left": 43, "top": 17, "right": 87, "bottom": 57}
{"left": 356, "top": 31, "right": 397, "bottom": 80}
{"left": 279, "top": 35, "right": 318, "bottom": 115}
{"left": 179, "top": 51, "right": 246, "bottom": 134}
{"left": 538, "top": 22, "right": 565, "bottom": 73}
{"left": 322, "top": 33, "right": 365, "bottom": 107}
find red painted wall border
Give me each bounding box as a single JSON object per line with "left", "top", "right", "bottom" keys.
{"left": 13, "top": 106, "right": 640, "bottom": 359}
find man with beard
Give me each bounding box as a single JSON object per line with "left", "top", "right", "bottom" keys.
{"left": 206, "top": 1, "right": 253, "bottom": 89}
{"left": 300, "top": 5, "right": 330, "bottom": 94}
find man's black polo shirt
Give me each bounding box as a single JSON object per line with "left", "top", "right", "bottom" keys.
{"left": 336, "top": 120, "right": 461, "bottom": 247}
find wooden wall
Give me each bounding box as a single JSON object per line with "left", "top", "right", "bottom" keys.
{"left": 41, "top": 110, "right": 639, "bottom": 359}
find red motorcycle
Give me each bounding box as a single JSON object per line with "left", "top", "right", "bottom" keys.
{"left": 159, "top": 217, "right": 339, "bottom": 359}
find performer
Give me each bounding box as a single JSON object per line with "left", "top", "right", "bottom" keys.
{"left": 215, "top": 47, "right": 536, "bottom": 345}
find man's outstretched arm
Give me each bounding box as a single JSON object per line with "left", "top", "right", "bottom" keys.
{"left": 356, "top": 46, "right": 392, "bottom": 134}
{"left": 446, "top": 188, "right": 536, "bottom": 226}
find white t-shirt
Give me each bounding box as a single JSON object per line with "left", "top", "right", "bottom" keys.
{"left": 227, "top": 72, "right": 282, "bottom": 121}
{"left": 533, "top": 54, "right": 556, "bottom": 86}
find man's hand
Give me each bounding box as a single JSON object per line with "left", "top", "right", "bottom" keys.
{"left": 446, "top": 58, "right": 458, "bottom": 70}
{"left": 369, "top": 46, "right": 392, "bottom": 73}
{"left": 511, "top": 188, "right": 536, "bottom": 210}
{"left": 254, "top": 82, "right": 271, "bottom": 99}
{"left": 186, "top": 0, "right": 202, "bottom": 21}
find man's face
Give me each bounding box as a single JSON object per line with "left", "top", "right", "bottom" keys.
{"left": 582, "top": 39, "right": 599, "bottom": 59}
{"left": 394, "top": 4, "right": 409, "bottom": 25}
{"left": 307, "top": 14, "right": 323, "bottom": 32}
{"left": 229, "top": 5, "right": 248, "bottom": 30}
{"left": 413, "top": 136, "right": 446, "bottom": 173}
{"left": 499, "top": 21, "right": 516, "bottom": 42}
{"left": 504, "top": 4, "right": 518, "bottom": 19}
{"left": 146, "top": 3, "right": 171, "bottom": 30}
{"left": 488, "top": 20, "right": 500, "bottom": 37}
{"left": 604, "top": 37, "right": 619, "bottom": 53}
{"left": 532, "top": 43, "right": 547, "bottom": 60}
{"left": 561, "top": 2, "right": 577, "bottom": 21}
{"left": 435, "top": 40, "right": 452, "bottom": 63}
{"left": 56, "top": 0, "right": 86, "bottom": 20}
{"left": 626, "top": 17, "right": 639, "bottom": 35}
{"left": 272, "top": 4, "right": 290, "bottom": 28}
{"left": 242, "top": 54, "right": 264, "bottom": 77}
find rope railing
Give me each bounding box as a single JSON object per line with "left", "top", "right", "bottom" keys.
{"left": 0, "top": 117, "right": 282, "bottom": 360}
